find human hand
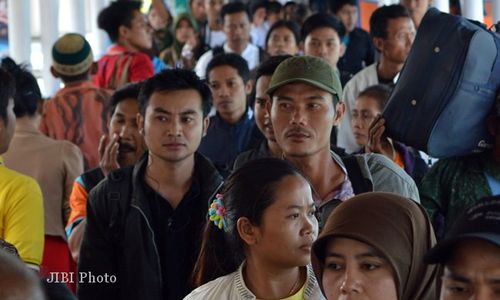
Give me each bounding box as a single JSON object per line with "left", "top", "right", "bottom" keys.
{"left": 366, "top": 115, "right": 395, "bottom": 160}
{"left": 98, "top": 134, "right": 120, "bottom": 176}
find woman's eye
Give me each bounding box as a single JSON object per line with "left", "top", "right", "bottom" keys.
{"left": 361, "top": 263, "right": 379, "bottom": 271}
{"left": 325, "top": 263, "right": 342, "bottom": 271}
{"left": 446, "top": 285, "right": 470, "bottom": 294}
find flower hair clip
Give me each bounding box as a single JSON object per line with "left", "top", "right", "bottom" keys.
{"left": 209, "top": 194, "right": 227, "bottom": 231}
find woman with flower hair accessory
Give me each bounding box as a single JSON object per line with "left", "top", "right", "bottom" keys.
{"left": 186, "top": 158, "right": 324, "bottom": 300}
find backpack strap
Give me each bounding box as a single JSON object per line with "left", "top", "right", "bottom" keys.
{"left": 341, "top": 155, "right": 373, "bottom": 194}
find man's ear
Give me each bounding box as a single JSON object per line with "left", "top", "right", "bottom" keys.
{"left": 245, "top": 79, "right": 253, "bottom": 95}
{"left": 266, "top": 98, "right": 273, "bottom": 115}
{"left": 90, "top": 62, "right": 98, "bottom": 75}
{"left": 202, "top": 116, "right": 210, "bottom": 136}
{"left": 373, "top": 37, "right": 384, "bottom": 53}
{"left": 118, "top": 25, "right": 130, "bottom": 40}
{"left": 50, "top": 66, "right": 60, "bottom": 79}
{"left": 137, "top": 113, "right": 144, "bottom": 135}
{"left": 339, "top": 43, "right": 347, "bottom": 58}
{"left": 333, "top": 101, "right": 345, "bottom": 126}
{"left": 236, "top": 217, "right": 259, "bottom": 246}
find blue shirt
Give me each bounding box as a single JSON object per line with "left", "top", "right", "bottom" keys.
{"left": 198, "top": 109, "right": 255, "bottom": 177}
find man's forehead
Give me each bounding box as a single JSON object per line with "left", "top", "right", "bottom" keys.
{"left": 114, "top": 98, "right": 139, "bottom": 113}
{"left": 224, "top": 12, "right": 249, "bottom": 23}
{"left": 386, "top": 17, "right": 414, "bottom": 31}
{"left": 308, "top": 27, "right": 340, "bottom": 38}
{"left": 149, "top": 90, "right": 202, "bottom": 109}
{"left": 208, "top": 65, "right": 240, "bottom": 82}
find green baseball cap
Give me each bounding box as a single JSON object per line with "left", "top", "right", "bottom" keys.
{"left": 266, "top": 56, "right": 342, "bottom": 101}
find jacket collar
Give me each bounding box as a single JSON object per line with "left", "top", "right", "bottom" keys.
{"left": 131, "top": 152, "right": 223, "bottom": 210}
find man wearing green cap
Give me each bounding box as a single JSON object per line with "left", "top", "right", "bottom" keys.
{"left": 267, "top": 55, "right": 419, "bottom": 226}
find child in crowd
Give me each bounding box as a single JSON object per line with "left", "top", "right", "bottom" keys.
{"left": 265, "top": 20, "right": 300, "bottom": 57}
{"left": 351, "top": 84, "right": 428, "bottom": 184}
{"left": 160, "top": 13, "right": 203, "bottom": 69}
{"left": 186, "top": 158, "right": 324, "bottom": 300}
{"left": 312, "top": 192, "right": 438, "bottom": 300}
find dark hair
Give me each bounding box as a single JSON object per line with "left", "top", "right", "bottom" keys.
{"left": 138, "top": 69, "right": 211, "bottom": 117}
{"left": 0, "top": 67, "right": 16, "bottom": 124}
{"left": 255, "top": 55, "right": 292, "bottom": 83}
{"left": 110, "top": 82, "right": 143, "bottom": 116}
{"left": 267, "top": 1, "right": 282, "bottom": 15}
{"left": 357, "top": 84, "right": 392, "bottom": 111}
{"left": 192, "top": 158, "right": 306, "bottom": 287}
{"left": 250, "top": 0, "right": 268, "bottom": 16}
{"left": 329, "top": 0, "right": 357, "bottom": 15}
{"left": 265, "top": 20, "right": 301, "bottom": 49}
{"left": 301, "top": 13, "right": 345, "bottom": 41}
{"left": 289, "top": 3, "right": 310, "bottom": 25}
{"left": 0, "top": 57, "right": 41, "bottom": 118}
{"left": 370, "top": 4, "right": 410, "bottom": 39}
{"left": 220, "top": 2, "right": 250, "bottom": 21}
{"left": 206, "top": 53, "right": 250, "bottom": 83}
{"left": 58, "top": 72, "right": 90, "bottom": 84}
{"left": 98, "top": 1, "right": 143, "bottom": 42}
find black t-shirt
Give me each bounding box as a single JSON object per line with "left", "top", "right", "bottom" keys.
{"left": 143, "top": 176, "right": 204, "bottom": 300}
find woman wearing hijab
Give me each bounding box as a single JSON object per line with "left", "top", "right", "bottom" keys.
{"left": 160, "top": 12, "right": 204, "bottom": 69}
{"left": 311, "top": 192, "right": 439, "bottom": 300}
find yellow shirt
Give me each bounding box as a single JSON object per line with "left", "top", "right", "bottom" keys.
{"left": 0, "top": 156, "right": 44, "bottom": 267}
{"left": 257, "top": 283, "right": 306, "bottom": 300}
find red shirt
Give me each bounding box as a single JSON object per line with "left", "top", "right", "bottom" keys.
{"left": 93, "top": 44, "right": 154, "bottom": 89}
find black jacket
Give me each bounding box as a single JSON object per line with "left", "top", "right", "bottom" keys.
{"left": 338, "top": 28, "right": 376, "bottom": 86}
{"left": 78, "top": 152, "right": 223, "bottom": 300}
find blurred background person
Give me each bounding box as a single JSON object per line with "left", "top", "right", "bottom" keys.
{"left": 264, "top": 20, "right": 300, "bottom": 56}
{"left": 2, "top": 57, "right": 83, "bottom": 290}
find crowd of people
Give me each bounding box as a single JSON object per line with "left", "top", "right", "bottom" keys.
{"left": 0, "top": 0, "right": 499, "bottom": 299}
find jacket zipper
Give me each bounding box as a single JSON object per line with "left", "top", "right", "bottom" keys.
{"left": 129, "top": 180, "right": 224, "bottom": 295}
{"left": 131, "top": 203, "right": 163, "bottom": 293}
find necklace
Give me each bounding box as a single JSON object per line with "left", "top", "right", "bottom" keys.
{"left": 287, "top": 270, "right": 302, "bottom": 296}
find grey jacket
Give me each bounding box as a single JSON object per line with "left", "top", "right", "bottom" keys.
{"left": 318, "top": 151, "right": 420, "bottom": 228}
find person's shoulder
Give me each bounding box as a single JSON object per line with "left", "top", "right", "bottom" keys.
{"left": 343, "top": 63, "right": 377, "bottom": 91}
{"left": 361, "top": 153, "right": 420, "bottom": 200}
{"left": 184, "top": 273, "right": 237, "bottom": 300}
{"left": 233, "top": 148, "right": 257, "bottom": 170}
{"left": 362, "top": 152, "right": 405, "bottom": 172}
{"left": 0, "top": 166, "right": 42, "bottom": 199}
{"left": 58, "top": 139, "right": 81, "bottom": 155}
{"left": 88, "top": 166, "right": 134, "bottom": 201}
{"left": 352, "top": 27, "right": 371, "bottom": 38}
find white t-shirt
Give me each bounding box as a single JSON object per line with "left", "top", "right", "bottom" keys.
{"left": 195, "top": 42, "right": 261, "bottom": 79}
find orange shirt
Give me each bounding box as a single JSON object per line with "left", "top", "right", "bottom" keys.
{"left": 394, "top": 150, "right": 405, "bottom": 169}
{"left": 40, "top": 81, "right": 112, "bottom": 170}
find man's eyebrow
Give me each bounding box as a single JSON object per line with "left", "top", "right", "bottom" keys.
{"left": 444, "top": 272, "right": 471, "bottom": 283}
{"left": 275, "top": 95, "right": 294, "bottom": 101}
{"left": 304, "top": 95, "right": 329, "bottom": 101}
{"left": 180, "top": 109, "right": 198, "bottom": 116}
{"left": 153, "top": 107, "right": 170, "bottom": 114}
